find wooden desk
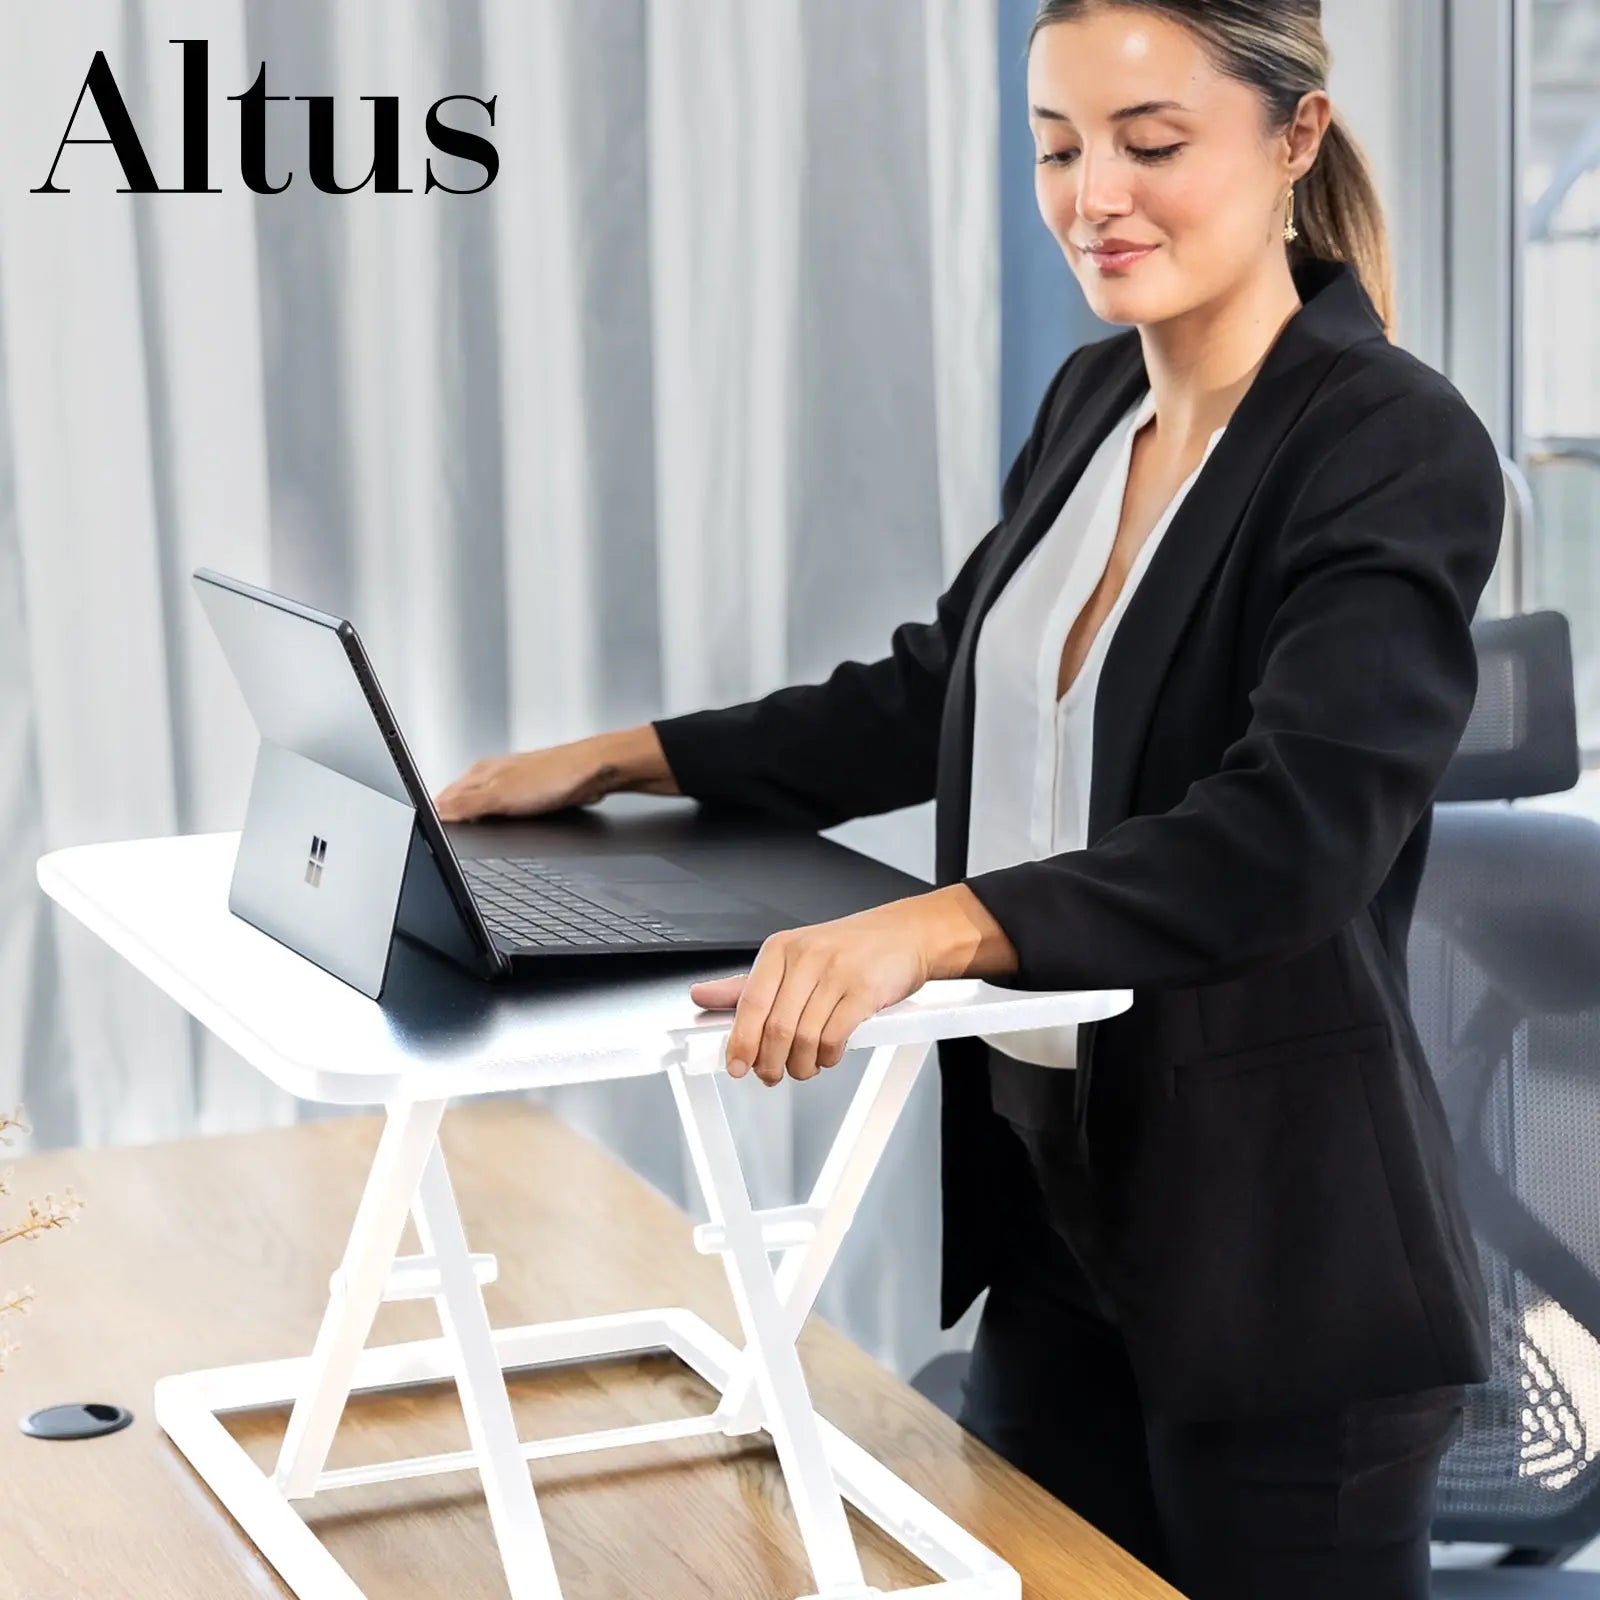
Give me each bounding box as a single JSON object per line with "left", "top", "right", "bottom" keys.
{"left": 0, "top": 1102, "right": 1178, "bottom": 1599}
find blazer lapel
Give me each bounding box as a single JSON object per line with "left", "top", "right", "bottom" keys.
{"left": 933, "top": 347, "right": 1145, "bottom": 886}
{"left": 936, "top": 257, "right": 1386, "bottom": 895}
{"left": 1087, "top": 263, "right": 1384, "bottom": 846}
{"left": 960, "top": 352, "right": 1147, "bottom": 649}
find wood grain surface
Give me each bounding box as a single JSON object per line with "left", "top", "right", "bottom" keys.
{"left": 0, "top": 1099, "right": 1179, "bottom": 1599}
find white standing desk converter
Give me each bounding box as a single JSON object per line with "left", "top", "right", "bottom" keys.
{"left": 36, "top": 830, "right": 1131, "bottom": 1600}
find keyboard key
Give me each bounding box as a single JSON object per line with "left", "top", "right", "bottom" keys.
{"left": 467, "top": 858, "right": 702, "bottom": 945}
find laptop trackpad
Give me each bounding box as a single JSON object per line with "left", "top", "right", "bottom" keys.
{"left": 565, "top": 856, "right": 766, "bottom": 919}
{"left": 610, "top": 881, "right": 744, "bottom": 916}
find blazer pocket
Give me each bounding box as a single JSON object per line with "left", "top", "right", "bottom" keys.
{"left": 1109, "top": 1034, "right": 1439, "bottom": 1417}
{"left": 1193, "top": 940, "right": 1358, "bottom": 1061}
{"left": 1177, "top": 1020, "right": 1392, "bottom": 1085}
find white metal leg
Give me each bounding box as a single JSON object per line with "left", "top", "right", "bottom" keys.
{"left": 275, "top": 1098, "right": 447, "bottom": 1497}
{"left": 668, "top": 1057, "right": 869, "bottom": 1599}
{"left": 713, "top": 1040, "right": 933, "bottom": 1434}
{"left": 150, "top": 1045, "right": 1022, "bottom": 1600}
{"left": 411, "top": 1137, "right": 564, "bottom": 1597}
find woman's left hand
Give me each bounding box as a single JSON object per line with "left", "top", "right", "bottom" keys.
{"left": 688, "top": 886, "right": 1019, "bottom": 1085}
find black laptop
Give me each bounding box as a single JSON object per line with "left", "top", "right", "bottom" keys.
{"left": 192, "top": 568, "right": 928, "bottom": 1000}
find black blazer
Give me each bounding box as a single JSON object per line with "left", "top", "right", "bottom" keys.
{"left": 653, "top": 256, "right": 1504, "bottom": 1421}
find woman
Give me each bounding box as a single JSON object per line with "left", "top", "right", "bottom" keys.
{"left": 436, "top": 2, "right": 1502, "bottom": 1594}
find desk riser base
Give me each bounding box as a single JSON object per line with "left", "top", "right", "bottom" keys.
{"left": 153, "top": 1306, "right": 1021, "bottom": 1600}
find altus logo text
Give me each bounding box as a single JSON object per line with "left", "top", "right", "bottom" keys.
{"left": 34, "top": 39, "right": 499, "bottom": 197}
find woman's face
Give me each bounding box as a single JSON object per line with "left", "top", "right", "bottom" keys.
{"left": 1028, "top": 7, "right": 1320, "bottom": 326}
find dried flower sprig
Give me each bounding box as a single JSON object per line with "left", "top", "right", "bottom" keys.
{"left": 0, "top": 1106, "right": 81, "bottom": 1376}
{"left": 0, "top": 1190, "right": 81, "bottom": 1249}
{"left": 0, "top": 1289, "right": 33, "bottom": 1374}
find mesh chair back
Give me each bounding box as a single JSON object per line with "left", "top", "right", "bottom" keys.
{"left": 1412, "top": 610, "right": 1600, "bottom": 1550}
{"left": 1435, "top": 611, "right": 1581, "bottom": 801}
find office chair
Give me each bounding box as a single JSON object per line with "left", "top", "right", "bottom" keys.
{"left": 909, "top": 610, "right": 1600, "bottom": 1589}
{"left": 1419, "top": 610, "right": 1600, "bottom": 1591}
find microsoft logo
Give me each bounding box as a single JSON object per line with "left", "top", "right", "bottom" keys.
{"left": 305, "top": 834, "right": 328, "bottom": 887}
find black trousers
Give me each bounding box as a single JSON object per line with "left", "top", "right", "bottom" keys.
{"left": 956, "top": 1123, "right": 1467, "bottom": 1599}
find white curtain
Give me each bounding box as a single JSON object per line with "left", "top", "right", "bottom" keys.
{"left": 0, "top": 0, "right": 998, "bottom": 1378}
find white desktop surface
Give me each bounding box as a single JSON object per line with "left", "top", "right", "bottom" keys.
{"left": 36, "top": 830, "right": 1132, "bottom": 1105}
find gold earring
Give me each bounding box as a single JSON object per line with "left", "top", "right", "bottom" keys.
{"left": 1282, "top": 184, "right": 1298, "bottom": 243}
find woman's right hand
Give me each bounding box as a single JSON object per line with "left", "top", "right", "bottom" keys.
{"left": 433, "top": 725, "right": 679, "bottom": 821}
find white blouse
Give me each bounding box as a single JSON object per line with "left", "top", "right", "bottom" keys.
{"left": 967, "top": 383, "right": 1228, "bottom": 1071}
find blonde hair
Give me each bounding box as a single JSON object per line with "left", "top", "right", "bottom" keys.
{"left": 1029, "top": 0, "right": 1396, "bottom": 340}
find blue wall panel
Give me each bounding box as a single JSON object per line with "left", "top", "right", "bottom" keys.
{"left": 998, "top": 0, "right": 1111, "bottom": 484}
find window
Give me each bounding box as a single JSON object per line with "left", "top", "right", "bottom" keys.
{"left": 1521, "top": 0, "right": 1600, "bottom": 757}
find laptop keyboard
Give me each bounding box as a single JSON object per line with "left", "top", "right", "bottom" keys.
{"left": 460, "top": 857, "right": 701, "bottom": 948}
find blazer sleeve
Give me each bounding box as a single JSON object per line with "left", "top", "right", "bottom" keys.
{"left": 961, "top": 390, "right": 1507, "bottom": 992}
{"left": 649, "top": 349, "right": 1085, "bottom": 831}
